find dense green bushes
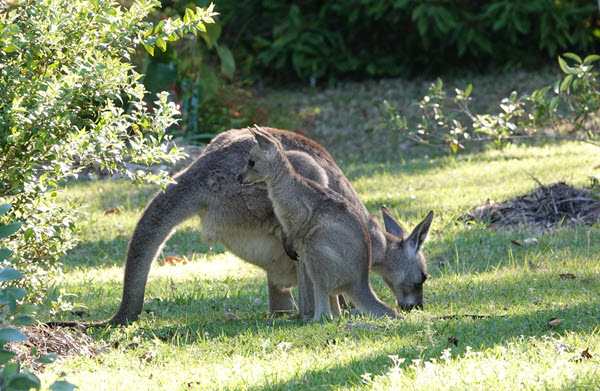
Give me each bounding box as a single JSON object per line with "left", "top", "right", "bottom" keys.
{"left": 0, "top": 0, "right": 214, "bottom": 297}
{"left": 170, "top": 0, "right": 600, "bottom": 84}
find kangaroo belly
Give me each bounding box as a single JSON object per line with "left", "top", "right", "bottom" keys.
{"left": 208, "top": 226, "right": 297, "bottom": 285}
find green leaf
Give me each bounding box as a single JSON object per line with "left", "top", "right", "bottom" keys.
{"left": 200, "top": 21, "right": 222, "bottom": 48}
{"left": 0, "top": 222, "right": 21, "bottom": 240}
{"left": 155, "top": 36, "right": 166, "bottom": 52}
{"left": 583, "top": 54, "right": 600, "bottom": 65}
{"left": 0, "top": 287, "right": 28, "bottom": 301}
{"left": 142, "top": 42, "right": 155, "bottom": 56}
{"left": 557, "top": 56, "right": 570, "bottom": 74}
{"left": 560, "top": 74, "right": 573, "bottom": 92}
{"left": 465, "top": 84, "right": 472, "bottom": 98}
{"left": 0, "top": 328, "right": 28, "bottom": 343}
{"left": 12, "top": 315, "right": 37, "bottom": 326}
{"left": 0, "top": 348, "right": 16, "bottom": 363}
{"left": 562, "top": 52, "right": 582, "bottom": 64}
{"left": 0, "top": 204, "right": 11, "bottom": 217}
{"left": 549, "top": 96, "right": 559, "bottom": 111}
{"left": 0, "top": 268, "right": 23, "bottom": 282}
{"left": 7, "top": 372, "right": 41, "bottom": 390}
{"left": 37, "top": 353, "right": 58, "bottom": 364}
{"left": 50, "top": 380, "right": 79, "bottom": 391}
{"left": 183, "top": 8, "right": 194, "bottom": 24}
{"left": 216, "top": 44, "right": 235, "bottom": 79}
{"left": 3, "top": 362, "right": 19, "bottom": 376}
{"left": 0, "top": 248, "right": 13, "bottom": 262}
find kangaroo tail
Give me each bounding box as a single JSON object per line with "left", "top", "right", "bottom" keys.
{"left": 98, "top": 170, "right": 204, "bottom": 326}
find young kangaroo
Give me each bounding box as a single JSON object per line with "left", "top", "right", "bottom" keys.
{"left": 237, "top": 126, "right": 401, "bottom": 320}
{"left": 274, "top": 150, "right": 328, "bottom": 261}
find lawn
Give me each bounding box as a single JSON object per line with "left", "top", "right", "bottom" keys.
{"left": 36, "top": 134, "right": 600, "bottom": 390}
{"left": 24, "top": 66, "right": 597, "bottom": 389}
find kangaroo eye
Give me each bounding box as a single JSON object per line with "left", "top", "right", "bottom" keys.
{"left": 248, "top": 159, "right": 255, "bottom": 167}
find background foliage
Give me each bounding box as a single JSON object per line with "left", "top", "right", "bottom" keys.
{"left": 382, "top": 53, "right": 600, "bottom": 153}
{"left": 141, "top": 0, "right": 600, "bottom": 140}
{"left": 193, "top": 0, "right": 600, "bottom": 84}
{"left": 0, "top": 0, "right": 214, "bottom": 298}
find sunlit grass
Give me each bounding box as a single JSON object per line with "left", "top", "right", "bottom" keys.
{"left": 38, "top": 140, "right": 600, "bottom": 390}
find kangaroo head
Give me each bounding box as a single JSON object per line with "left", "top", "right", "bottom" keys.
{"left": 237, "top": 125, "right": 284, "bottom": 185}
{"left": 378, "top": 207, "right": 434, "bottom": 312}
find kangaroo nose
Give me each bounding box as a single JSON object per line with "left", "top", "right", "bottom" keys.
{"left": 398, "top": 302, "right": 422, "bottom": 312}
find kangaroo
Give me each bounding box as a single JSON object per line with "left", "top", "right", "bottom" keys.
{"left": 271, "top": 150, "right": 329, "bottom": 261}
{"left": 49, "top": 126, "right": 432, "bottom": 327}
{"left": 237, "top": 126, "right": 401, "bottom": 320}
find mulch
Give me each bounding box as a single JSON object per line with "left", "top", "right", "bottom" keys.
{"left": 5, "top": 324, "right": 106, "bottom": 371}
{"left": 462, "top": 182, "right": 600, "bottom": 232}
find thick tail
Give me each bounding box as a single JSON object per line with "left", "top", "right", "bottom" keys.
{"left": 101, "top": 172, "right": 203, "bottom": 326}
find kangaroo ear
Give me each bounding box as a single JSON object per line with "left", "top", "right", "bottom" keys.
{"left": 251, "top": 125, "right": 277, "bottom": 157}
{"left": 406, "top": 210, "right": 434, "bottom": 253}
{"left": 381, "top": 205, "right": 408, "bottom": 238}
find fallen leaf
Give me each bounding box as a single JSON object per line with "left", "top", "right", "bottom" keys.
{"left": 139, "top": 350, "right": 155, "bottom": 363}
{"left": 126, "top": 343, "right": 139, "bottom": 350}
{"left": 161, "top": 256, "right": 187, "bottom": 266}
{"left": 547, "top": 318, "right": 564, "bottom": 328}
{"left": 104, "top": 208, "right": 122, "bottom": 216}
{"left": 324, "top": 338, "right": 337, "bottom": 347}
{"left": 448, "top": 336, "right": 459, "bottom": 346}
{"left": 581, "top": 348, "right": 593, "bottom": 360}
{"left": 510, "top": 240, "right": 523, "bottom": 247}
{"left": 224, "top": 312, "right": 240, "bottom": 320}
{"left": 523, "top": 238, "right": 538, "bottom": 245}
{"left": 570, "top": 349, "right": 592, "bottom": 363}
{"left": 559, "top": 273, "right": 576, "bottom": 279}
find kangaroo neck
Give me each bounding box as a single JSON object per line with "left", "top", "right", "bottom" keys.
{"left": 365, "top": 214, "right": 386, "bottom": 266}
{"left": 264, "top": 159, "right": 312, "bottom": 232}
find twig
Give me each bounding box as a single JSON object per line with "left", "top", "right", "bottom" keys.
{"left": 522, "top": 170, "right": 544, "bottom": 187}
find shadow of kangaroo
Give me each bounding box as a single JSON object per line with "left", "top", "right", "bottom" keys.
{"left": 238, "top": 126, "right": 401, "bottom": 320}
{"left": 49, "top": 126, "right": 433, "bottom": 327}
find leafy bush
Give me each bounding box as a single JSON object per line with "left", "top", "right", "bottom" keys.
{"left": 0, "top": 204, "right": 75, "bottom": 391}
{"left": 135, "top": 1, "right": 269, "bottom": 141}
{"left": 382, "top": 53, "right": 600, "bottom": 153}
{"left": 0, "top": 0, "right": 216, "bottom": 297}
{"left": 187, "top": 0, "right": 600, "bottom": 83}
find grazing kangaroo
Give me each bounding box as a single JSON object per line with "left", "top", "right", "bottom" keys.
{"left": 237, "top": 126, "right": 400, "bottom": 320}
{"left": 49, "top": 126, "right": 433, "bottom": 327}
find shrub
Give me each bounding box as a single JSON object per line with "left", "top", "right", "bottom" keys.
{"left": 0, "top": 204, "right": 75, "bottom": 391}
{"left": 137, "top": 1, "right": 269, "bottom": 142}
{"left": 188, "top": 0, "right": 600, "bottom": 84}
{"left": 0, "top": 0, "right": 216, "bottom": 297}
{"left": 381, "top": 53, "right": 600, "bottom": 153}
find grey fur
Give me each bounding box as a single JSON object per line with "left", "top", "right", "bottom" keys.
{"left": 103, "top": 126, "right": 432, "bottom": 325}
{"left": 238, "top": 126, "right": 400, "bottom": 320}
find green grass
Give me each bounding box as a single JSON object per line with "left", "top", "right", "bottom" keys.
{"left": 37, "top": 139, "right": 600, "bottom": 390}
